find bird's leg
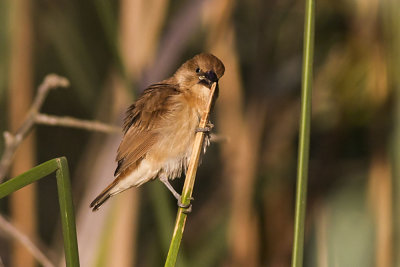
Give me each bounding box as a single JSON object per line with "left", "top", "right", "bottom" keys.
{"left": 160, "top": 176, "right": 181, "bottom": 200}
{"left": 159, "top": 176, "right": 193, "bottom": 211}
{"left": 195, "top": 122, "right": 214, "bottom": 133}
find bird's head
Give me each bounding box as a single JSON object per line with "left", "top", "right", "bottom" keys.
{"left": 174, "top": 53, "right": 225, "bottom": 89}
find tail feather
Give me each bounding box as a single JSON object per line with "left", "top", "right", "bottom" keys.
{"left": 90, "top": 165, "right": 150, "bottom": 211}
{"left": 90, "top": 179, "right": 119, "bottom": 211}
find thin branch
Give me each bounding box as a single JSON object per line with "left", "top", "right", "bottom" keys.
{"left": 0, "top": 214, "right": 55, "bottom": 267}
{"left": 31, "top": 75, "right": 70, "bottom": 115}
{"left": 164, "top": 82, "right": 217, "bottom": 266}
{"left": 0, "top": 74, "right": 68, "bottom": 181}
{"left": 35, "top": 114, "right": 121, "bottom": 133}
{"left": 0, "top": 74, "right": 121, "bottom": 182}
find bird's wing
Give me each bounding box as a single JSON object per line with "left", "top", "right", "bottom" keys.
{"left": 114, "top": 83, "right": 180, "bottom": 177}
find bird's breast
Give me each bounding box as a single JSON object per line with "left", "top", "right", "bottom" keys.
{"left": 146, "top": 96, "right": 198, "bottom": 156}
{"left": 145, "top": 99, "right": 199, "bottom": 178}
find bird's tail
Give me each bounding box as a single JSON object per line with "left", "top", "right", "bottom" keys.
{"left": 90, "top": 179, "right": 119, "bottom": 211}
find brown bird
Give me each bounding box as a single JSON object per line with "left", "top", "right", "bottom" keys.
{"left": 90, "top": 53, "right": 225, "bottom": 211}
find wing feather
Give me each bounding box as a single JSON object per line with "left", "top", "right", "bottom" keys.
{"left": 115, "top": 82, "right": 180, "bottom": 177}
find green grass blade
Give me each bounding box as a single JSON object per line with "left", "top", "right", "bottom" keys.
{"left": 0, "top": 159, "right": 58, "bottom": 198}
{"left": 0, "top": 157, "right": 80, "bottom": 267}
{"left": 382, "top": 0, "right": 400, "bottom": 265}
{"left": 56, "top": 157, "right": 80, "bottom": 267}
{"left": 291, "top": 0, "right": 315, "bottom": 266}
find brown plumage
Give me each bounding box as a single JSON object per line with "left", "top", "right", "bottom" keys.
{"left": 90, "top": 53, "right": 225, "bottom": 211}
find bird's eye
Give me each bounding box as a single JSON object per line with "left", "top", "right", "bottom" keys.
{"left": 195, "top": 67, "right": 201, "bottom": 73}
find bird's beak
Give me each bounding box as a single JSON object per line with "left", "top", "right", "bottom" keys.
{"left": 199, "top": 70, "right": 218, "bottom": 86}
{"left": 205, "top": 71, "right": 218, "bottom": 83}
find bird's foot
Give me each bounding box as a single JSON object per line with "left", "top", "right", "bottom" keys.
{"left": 195, "top": 123, "right": 214, "bottom": 133}
{"left": 195, "top": 122, "right": 214, "bottom": 137}
{"left": 178, "top": 196, "right": 194, "bottom": 214}
{"left": 159, "top": 177, "right": 194, "bottom": 214}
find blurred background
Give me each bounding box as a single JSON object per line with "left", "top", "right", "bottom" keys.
{"left": 0, "top": 0, "right": 399, "bottom": 266}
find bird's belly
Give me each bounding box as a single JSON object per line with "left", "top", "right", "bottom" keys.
{"left": 148, "top": 109, "right": 199, "bottom": 179}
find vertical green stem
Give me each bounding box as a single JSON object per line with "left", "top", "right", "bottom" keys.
{"left": 291, "top": 0, "right": 315, "bottom": 266}
{"left": 56, "top": 157, "right": 80, "bottom": 267}
{"left": 164, "top": 83, "right": 217, "bottom": 267}
{"left": 382, "top": 0, "right": 400, "bottom": 265}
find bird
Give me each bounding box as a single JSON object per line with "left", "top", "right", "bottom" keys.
{"left": 90, "top": 53, "right": 225, "bottom": 211}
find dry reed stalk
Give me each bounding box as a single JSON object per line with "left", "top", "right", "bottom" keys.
{"left": 122, "top": 0, "right": 168, "bottom": 78}
{"left": 103, "top": 1, "right": 169, "bottom": 265}
{"left": 367, "top": 154, "right": 393, "bottom": 267}
{"left": 72, "top": 1, "right": 170, "bottom": 266}
{"left": 70, "top": 136, "right": 120, "bottom": 267}
{"left": 144, "top": 0, "right": 208, "bottom": 86}
{"left": 315, "top": 205, "right": 329, "bottom": 267}
{"left": 204, "top": 1, "right": 262, "bottom": 265}
{"left": 8, "top": 0, "right": 36, "bottom": 265}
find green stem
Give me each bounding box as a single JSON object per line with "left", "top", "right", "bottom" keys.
{"left": 0, "top": 157, "right": 80, "bottom": 267}
{"left": 291, "top": 0, "right": 315, "bottom": 266}
{"left": 164, "top": 83, "right": 217, "bottom": 267}
{"left": 56, "top": 157, "right": 80, "bottom": 267}
{"left": 383, "top": 0, "right": 400, "bottom": 265}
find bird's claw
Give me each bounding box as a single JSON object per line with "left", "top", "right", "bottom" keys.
{"left": 196, "top": 123, "right": 214, "bottom": 133}
{"left": 178, "top": 196, "right": 194, "bottom": 214}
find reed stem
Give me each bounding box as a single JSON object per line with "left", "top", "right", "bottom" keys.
{"left": 164, "top": 82, "right": 217, "bottom": 267}
{"left": 291, "top": 0, "right": 315, "bottom": 266}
